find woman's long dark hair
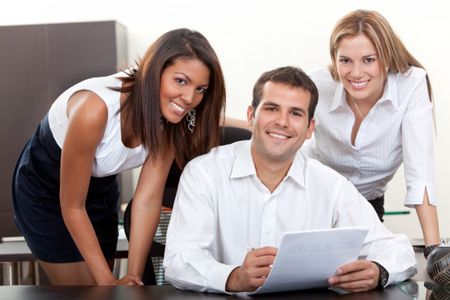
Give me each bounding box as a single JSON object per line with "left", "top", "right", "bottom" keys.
{"left": 118, "top": 28, "right": 226, "bottom": 167}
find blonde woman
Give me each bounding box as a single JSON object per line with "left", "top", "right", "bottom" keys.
{"left": 305, "top": 10, "right": 440, "bottom": 257}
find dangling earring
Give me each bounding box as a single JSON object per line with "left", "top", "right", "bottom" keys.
{"left": 186, "top": 109, "right": 196, "bottom": 134}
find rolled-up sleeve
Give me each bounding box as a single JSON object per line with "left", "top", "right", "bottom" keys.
{"left": 401, "top": 75, "right": 436, "bottom": 207}
{"left": 334, "top": 180, "right": 417, "bottom": 285}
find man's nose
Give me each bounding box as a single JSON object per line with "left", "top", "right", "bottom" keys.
{"left": 275, "top": 111, "right": 289, "bottom": 127}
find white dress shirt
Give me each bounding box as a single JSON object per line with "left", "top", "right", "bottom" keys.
{"left": 303, "top": 66, "right": 436, "bottom": 206}
{"left": 163, "top": 141, "right": 417, "bottom": 293}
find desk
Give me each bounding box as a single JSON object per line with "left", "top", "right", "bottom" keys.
{"left": 0, "top": 239, "right": 129, "bottom": 262}
{"left": 0, "top": 238, "right": 129, "bottom": 285}
{"left": 0, "top": 283, "right": 430, "bottom": 300}
{"left": 0, "top": 238, "right": 434, "bottom": 294}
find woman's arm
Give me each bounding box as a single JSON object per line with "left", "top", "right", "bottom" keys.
{"left": 60, "top": 91, "right": 117, "bottom": 285}
{"left": 125, "top": 142, "right": 174, "bottom": 281}
{"left": 401, "top": 72, "right": 440, "bottom": 246}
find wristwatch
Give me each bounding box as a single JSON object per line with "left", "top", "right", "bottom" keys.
{"left": 373, "top": 262, "right": 389, "bottom": 288}
{"left": 423, "top": 244, "right": 439, "bottom": 259}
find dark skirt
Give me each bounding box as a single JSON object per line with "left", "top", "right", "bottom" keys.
{"left": 12, "top": 116, "right": 119, "bottom": 263}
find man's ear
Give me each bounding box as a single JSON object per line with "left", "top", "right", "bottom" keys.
{"left": 247, "top": 105, "right": 254, "bottom": 127}
{"left": 306, "top": 118, "right": 315, "bottom": 139}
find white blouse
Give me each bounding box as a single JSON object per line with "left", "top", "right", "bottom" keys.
{"left": 303, "top": 66, "right": 436, "bottom": 207}
{"left": 48, "top": 72, "right": 148, "bottom": 177}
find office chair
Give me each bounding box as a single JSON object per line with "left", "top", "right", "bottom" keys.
{"left": 123, "top": 126, "right": 252, "bottom": 285}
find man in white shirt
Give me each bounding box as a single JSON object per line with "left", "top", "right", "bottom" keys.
{"left": 163, "top": 66, "right": 417, "bottom": 294}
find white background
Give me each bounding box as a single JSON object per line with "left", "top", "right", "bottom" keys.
{"left": 2, "top": 0, "right": 449, "bottom": 240}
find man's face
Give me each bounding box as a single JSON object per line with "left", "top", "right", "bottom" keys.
{"left": 248, "top": 81, "right": 315, "bottom": 164}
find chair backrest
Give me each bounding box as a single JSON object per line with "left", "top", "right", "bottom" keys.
{"left": 122, "top": 126, "right": 252, "bottom": 284}
{"left": 220, "top": 126, "right": 252, "bottom": 146}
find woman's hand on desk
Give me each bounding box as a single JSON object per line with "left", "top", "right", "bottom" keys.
{"left": 117, "top": 274, "right": 144, "bottom": 286}
{"left": 328, "top": 260, "right": 379, "bottom": 292}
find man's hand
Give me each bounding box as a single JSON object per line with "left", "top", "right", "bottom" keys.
{"left": 328, "top": 260, "right": 380, "bottom": 292}
{"left": 225, "top": 246, "right": 277, "bottom": 292}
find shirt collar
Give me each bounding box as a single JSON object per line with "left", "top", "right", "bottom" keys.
{"left": 230, "top": 140, "right": 306, "bottom": 189}
{"left": 329, "top": 83, "right": 346, "bottom": 112}
{"left": 286, "top": 150, "right": 306, "bottom": 188}
{"left": 380, "top": 73, "right": 399, "bottom": 110}
{"left": 329, "top": 73, "right": 399, "bottom": 113}
{"left": 230, "top": 141, "right": 257, "bottom": 179}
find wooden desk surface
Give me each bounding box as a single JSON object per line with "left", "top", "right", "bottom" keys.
{"left": 0, "top": 240, "right": 435, "bottom": 299}
{"left": 0, "top": 283, "right": 426, "bottom": 300}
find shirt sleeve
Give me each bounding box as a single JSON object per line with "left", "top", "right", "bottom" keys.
{"left": 163, "top": 160, "right": 238, "bottom": 293}
{"left": 333, "top": 180, "right": 417, "bottom": 286}
{"left": 401, "top": 73, "right": 437, "bottom": 207}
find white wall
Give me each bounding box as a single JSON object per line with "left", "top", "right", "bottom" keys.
{"left": 2, "top": 0, "right": 449, "bottom": 240}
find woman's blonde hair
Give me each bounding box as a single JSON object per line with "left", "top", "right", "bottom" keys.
{"left": 329, "top": 9, "right": 432, "bottom": 101}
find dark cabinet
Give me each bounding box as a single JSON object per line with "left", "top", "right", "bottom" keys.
{"left": 0, "top": 21, "right": 127, "bottom": 237}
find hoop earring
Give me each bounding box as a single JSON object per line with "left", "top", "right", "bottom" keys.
{"left": 186, "top": 109, "right": 196, "bottom": 134}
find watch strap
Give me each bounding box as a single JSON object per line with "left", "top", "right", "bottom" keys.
{"left": 372, "top": 261, "right": 389, "bottom": 288}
